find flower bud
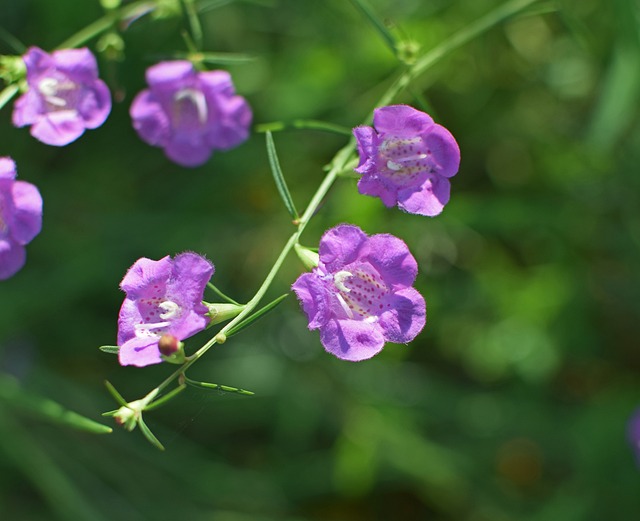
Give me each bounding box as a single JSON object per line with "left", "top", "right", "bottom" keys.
{"left": 206, "top": 303, "right": 245, "bottom": 326}
{"left": 113, "top": 400, "right": 144, "bottom": 431}
{"left": 158, "top": 334, "right": 186, "bottom": 364}
{"left": 294, "top": 243, "right": 319, "bottom": 271}
{"left": 158, "top": 334, "right": 181, "bottom": 356}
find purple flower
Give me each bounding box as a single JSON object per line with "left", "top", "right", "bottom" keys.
{"left": 0, "top": 157, "right": 43, "bottom": 280}
{"left": 12, "top": 47, "right": 111, "bottom": 146}
{"left": 628, "top": 408, "right": 640, "bottom": 466}
{"left": 353, "top": 105, "right": 460, "bottom": 216}
{"left": 292, "top": 224, "right": 426, "bottom": 361}
{"left": 117, "top": 252, "right": 214, "bottom": 367}
{"left": 130, "top": 61, "right": 252, "bottom": 167}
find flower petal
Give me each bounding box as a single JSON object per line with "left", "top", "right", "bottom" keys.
{"left": 318, "top": 224, "right": 368, "bottom": 273}
{"left": 12, "top": 91, "right": 44, "bottom": 127}
{"left": 320, "top": 319, "right": 385, "bottom": 361}
{"left": 167, "top": 252, "right": 214, "bottom": 309}
{"left": 52, "top": 48, "right": 99, "bottom": 83}
{"left": 164, "top": 135, "right": 213, "bottom": 167}
{"left": 118, "top": 337, "right": 163, "bottom": 367}
{"left": 22, "top": 47, "right": 53, "bottom": 82}
{"left": 397, "top": 176, "right": 450, "bottom": 217}
{"left": 79, "top": 79, "right": 112, "bottom": 129}
{"left": 422, "top": 124, "right": 460, "bottom": 178}
{"left": 130, "top": 90, "right": 170, "bottom": 147}
{"left": 30, "top": 110, "right": 86, "bottom": 146}
{"left": 10, "top": 180, "right": 43, "bottom": 244}
{"left": 120, "top": 256, "right": 173, "bottom": 296}
{"left": 0, "top": 158, "right": 16, "bottom": 180}
{"left": 361, "top": 233, "right": 418, "bottom": 289}
{"left": 379, "top": 287, "right": 426, "bottom": 343}
{"left": 373, "top": 105, "right": 434, "bottom": 137}
{"left": 357, "top": 173, "right": 398, "bottom": 207}
{"left": 292, "top": 271, "right": 331, "bottom": 329}
{"left": 353, "top": 125, "right": 376, "bottom": 171}
{"left": 0, "top": 240, "right": 26, "bottom": 280}
{"left": 206, "top": 95, "right": 252, "bottom": 150}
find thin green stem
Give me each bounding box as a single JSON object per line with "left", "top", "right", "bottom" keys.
{"left": 56, "top": 1, "right": 157, "bottom": 49}
{"left": 129, "top": 0, "right": 541, "bottom": 403}
{"left": 376, "top": 0, "right": 542, "bottom": 108}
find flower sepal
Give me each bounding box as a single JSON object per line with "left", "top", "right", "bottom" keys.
{"left": 205, "top": 302, "right": 245, "bottom": 326}
{"left": 294, "top": 243, "right": 319, "bottom": 271}
{"left": 0, "top": 55, "right": 26, "bottom": 84}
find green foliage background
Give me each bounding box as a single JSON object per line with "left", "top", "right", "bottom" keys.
{"left": 0, "top": 0, "right": 639, "bottom": 519}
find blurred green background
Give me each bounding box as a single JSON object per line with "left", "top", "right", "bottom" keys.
{"left": 1, "top": 0, "right": 639, "bottom": 519}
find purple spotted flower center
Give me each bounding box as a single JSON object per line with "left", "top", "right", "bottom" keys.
{"left": 327, "top": 263, "right": 390, "bottom": 322}
{"left": 37, "top": 74, "right": 81, "bottom": 113}
{"left": 134, "top": 285, "right": 184, "bottom": 341}
{"left": 379, "top": 136, "right": 432, "bottom": 187}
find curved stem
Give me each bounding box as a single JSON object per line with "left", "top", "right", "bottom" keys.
{"left": 140, "top": 0, "right": 542, "bottom": 400}
{"left": 56, "top": 1, "right": 157, "bottom": 49}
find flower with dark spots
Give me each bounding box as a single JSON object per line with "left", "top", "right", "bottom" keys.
{"left": 292, "top": 224, "right": 426, "bottom": 361}
{"left": 130, "top": 61, "right": 252, "bottom": 167}
{"left": 117, "top": 252, "right": 213, "bottom": 367}
{"left": 353, "top": 104, "right": 460, "bottom": 216}
{"left": 12, "top": 47, "right": 111, "bottom": 146}
{"left": 0, "top": 157, "right": 43, "bottom": 280}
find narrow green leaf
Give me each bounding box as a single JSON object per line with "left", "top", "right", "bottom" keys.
{"left": 99, "top": 345, "right": 120, "bottom": 354}
{"left": 182, "top": 0, "right": 203, "bottom": 50}
{"left": 144, "top": 384, "right": 186, "bottom": 411}
{"left": 104, "top": 380, "right": 128, "bottom": 407}
{"left": 226, "top": 293, "right": 289, "bottom": 336}
{"left": 138, "top": 417, "right": 165, "bottom": 450}
{"left": 184, "top": 376, "right": 254, "bottom": 396}
{"left": 0, "top": 374, "right": 112, "bottom": 434}
{"left": 207, "top": 282, "right": 241, "bottom": 305}
{"left": 0, "top": 83, "right": 19, "bottom": 112}
{"left": 197, "top": 0, "right": 236, "bottom": 14}
{"left": 349, "top": 0, "right": 398, "bottom": 58}
{"left": 0, "top": 27, "right": 26, "bottom": 53}
{"left": 265, "top": 131, "right": 299, "bottom": 220}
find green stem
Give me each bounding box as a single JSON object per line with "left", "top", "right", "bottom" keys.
{"left": 376, "top": 0, "right": 542, "bottom": 108}
{"left": 133, "top": 0, "right": 542, "bottom": 400}
{"left": 56, "top": 0, "right": 157, "bottom": 49}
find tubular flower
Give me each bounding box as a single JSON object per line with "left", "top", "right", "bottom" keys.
{"left": 130, "top": 60, "right": 252, "bottom": 167}
{"left": 12, "top": 47, "right": 112, "bottom": 146}
{"left": 353, "top": 104, "right": 460, "bottom": 216}
{"left": 0, "top": 157, "right": 43, "bottom": 280}
{"left": 292, "top": 224, "right": 426, "bottom": 361}
{"left": 117, "top": 252, "right": 214, "bottom": 367}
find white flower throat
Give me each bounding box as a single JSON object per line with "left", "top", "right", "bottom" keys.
{"left": 134, "top": 299, "right": 182, "bottom": 339}
{"left": 38, "top": 77, "right": 78, "bottom": 110}
{"left": 174, "top": 88, "right": 208, "bottom": 126}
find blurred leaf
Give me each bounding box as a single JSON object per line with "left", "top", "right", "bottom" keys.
{"left": 0, "top": 374, "right": 112, "bottom": 434}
